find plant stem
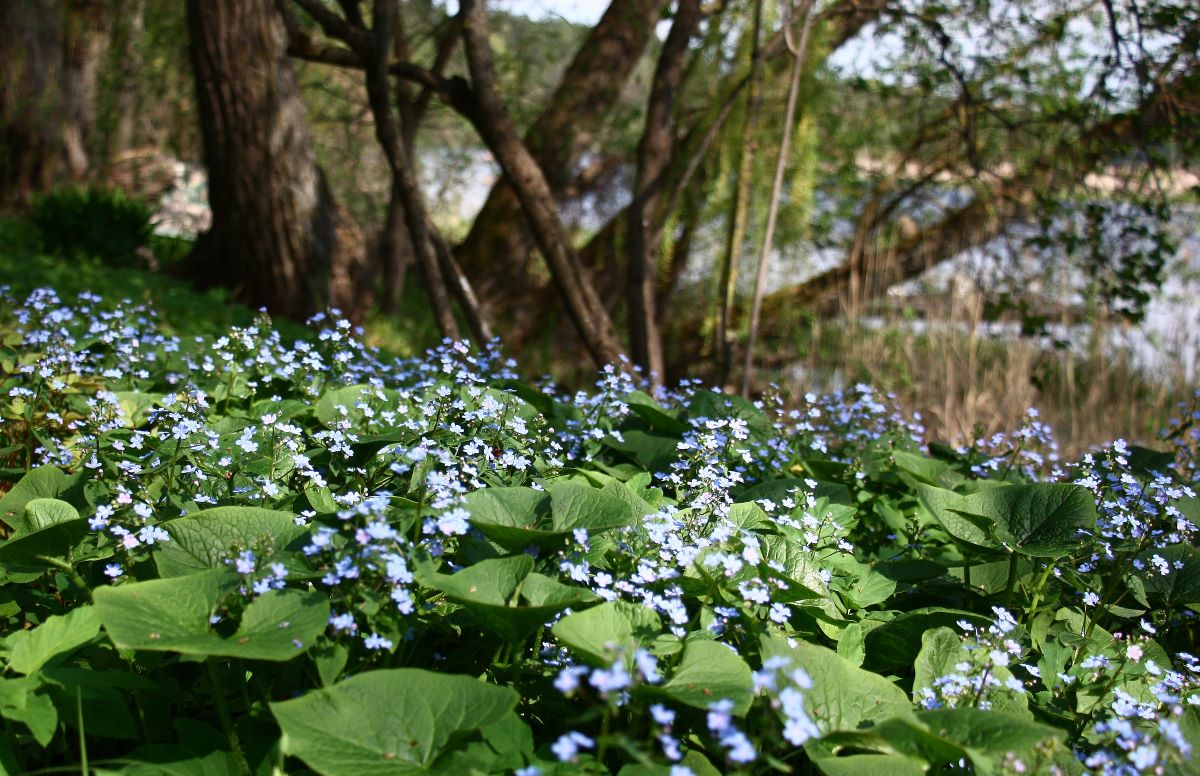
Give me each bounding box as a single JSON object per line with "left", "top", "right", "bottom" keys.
{"left": 207, "top": 661, "right": 252, "bottom": 776}
{"left": 1026, "top": 561, "right": 1057, "bottom": 619}
{"left": 1003, "top": 552, "right": 1020, "bottom": 607}
{"left": 76, "top": 687, "right": 88, "bottom": 776}
{"left": 36, "top": 556, "right": 91, "bottom": 602}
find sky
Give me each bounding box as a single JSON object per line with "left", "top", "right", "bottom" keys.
{"left": 494, "top": 0, "right": 610, "bottom": 24}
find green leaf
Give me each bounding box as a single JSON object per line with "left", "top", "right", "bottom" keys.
{"left": 728, "top": 502, "right": 771, "bottom": 530}
{"left": 0, "top": 515, "right": 90, "bottom": 566}
{"left": 625, "top": 391, "right": 688, "bottom": 435}
{"left": 417, "top": 555, "right": 596, "bottom": 642}
{"left": 461, "top": 487, "right": 556, "bottom": 551}
{"left": 837, "top": 623, "right": 866, "bottom": 666}
{"left": 93, "top": 569, "right": 327, "bottom": 660}
{"left": 966, "top": 484, "right": 1096, "bottom": 557}
{"left": 553, "top": 601, "right": 662, "bottom": 666}
{"left": 316, "top": 384, "right": 396, "bottom": 427}
{"left": 41, "top": 667, "right": 141, "bottom": 741}
{"left": 270, "top": 669, "right": 518, "bottom": 775}
{"left": 5, "top": 605, "right": 101, "bottom": 674}
{"left": 811, "top": 754, "right": 926, "bottom": 776}
{"left": 114, "top": 391, "right": 160, "bottom": 427}
{"left": 917, "top": 485, "right": 997, "bottom": 550}
{"left": 0, "top": 676, "right": 58, "bottom": 747}
{"left": 892, "top": 451, "right": 955, "bottom": 487}
{"left": 120, "top": 720, "right": 240, "bottom": 775}
{"left": 22, "top": 497, "right": 80, "bottom": 531}
{"left": 1138, "top": 545, "right": 1200, "bottom": 607}
{"left": 660, "top": 639, "right": 754, "bottom": 715}
{"left": 916, "top": 707, "right": 1062, "bottom": 755}
{"left": 762, "top": 633, "right": 913, "bottom": 732}
{"left": 154, "top": 506, "right": 308, "bottom": 578}
{"left": 912, "top": 627, "right": 962, "bottom": 700}
{"left": 0, "top": 466, "right": 84, "bottom": 533}
{"left": 863, "top": 609, "right": 990, "bottom": 673}
{"left": 604, "top": 430, "right": 680, "bottom": 472}
{"left": 548, "top": 482, "right": 635, "bottom": 533}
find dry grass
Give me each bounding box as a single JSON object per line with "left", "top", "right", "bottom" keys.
{"left": 766, "top": 293, "right": 1192, "bottom": 458}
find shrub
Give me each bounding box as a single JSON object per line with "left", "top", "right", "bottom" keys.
{"left": 29, "top": 185, "right": 154, "bottom": 266}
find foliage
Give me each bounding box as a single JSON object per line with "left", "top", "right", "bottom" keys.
{"left": 1, "top": 287, "right": 1199, "bottom": 774}
{"left": 29, "top": 186, "right": 154, "bottom": 268}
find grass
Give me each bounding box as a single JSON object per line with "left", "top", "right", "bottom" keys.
{"left": 763, "top": 296, "right": 1191, "bottom": 458}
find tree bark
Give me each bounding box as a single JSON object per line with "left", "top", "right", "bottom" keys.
{"left": 628, "top": 0, "right": 702, "bottom": 381}
{"left": 108, "top": 0, "right": 146, "bottom": 164}
{"left": 186, "top": 0, "right": 366, "bottom": 322}
{"left": 60, "top": 0, "right": 108, "bottom": 181}
{"left": 0, "top": 0, "right": 63, "bottom": 207}
{"left": 459, "top": 0, "right": 626, "bottom": 367}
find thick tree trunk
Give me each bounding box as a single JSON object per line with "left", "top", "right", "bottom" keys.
{"left": 186, "top": 0, "right": 366, "bottom": 322}
{"left": 0, "top": 1, "right": 63, "bottom": 207}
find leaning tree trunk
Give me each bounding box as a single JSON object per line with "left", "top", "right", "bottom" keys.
{"left": 186, "top": 0, "right": 365, "bottom": 321}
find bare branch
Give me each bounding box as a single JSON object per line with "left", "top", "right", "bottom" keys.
{"left": 459, "top": 0, "right": 626, "bottom": 367}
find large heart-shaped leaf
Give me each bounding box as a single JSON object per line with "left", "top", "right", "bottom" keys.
{"left": 553, "top": 601, "right": 663, "bottom": 666}
{"left": 548, "top": 482, "right": 635, "bottom": 533}
{"left": 1138, "top": 544, "right": 1200, "bottom": 607}
{"left": 270, "top": 669, "right": 518, "bottom": 775}
{"left": 154, "top": 506, "right": 308, "bottom": 578}
{"left": 416, "top": 555, "right": 596, "bottom": 642}
{"left": 94, "top": 569, "right": 327, "bottom": 660}
{"left": 5, "top": 604, "right": 100, "bottom": 675}
{"left": 917, "top": 485, "right": 997, "bottom": 550}
{"left": 762, "top": 633, "right": 913, "bottom": 733}
{"left": 462, "top": 487, "right": 557, "bottom": 550}
{"left": 659, "top": 638, "right": 754, "bottom": 715}
{"left": 966, "top": 484, "right": 1096, "bottom": 557}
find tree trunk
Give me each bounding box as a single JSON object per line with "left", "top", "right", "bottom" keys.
{"left": 186, "top": 0, "right": 366, "bottom": 322}
{"left": 627, "top": 0, "right": 702, "bottom": 382}
{"left": 364, "top": 0, "right": 461, "bottom": 339}
{"left": 60, "top": 0, "right": 108, "bottom": 181}
{"left": 108, "top": 0, "right": 146, "bottom": 164}
{"left": 0, "top": 0, "right": 63, "bottom": 207}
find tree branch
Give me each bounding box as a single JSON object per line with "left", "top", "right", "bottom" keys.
{"left": 628, "top": 0, "right": 702, "bottom": 381}
{"left": 458, "top": 0, "right": 626, "bottom": 367}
